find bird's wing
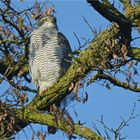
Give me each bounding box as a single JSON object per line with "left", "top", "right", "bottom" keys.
{"left": 29, "top": 30, "right": 43, "bottom": 90}
{"left": 57, "top": 32, "right": 72, "bottom": 72}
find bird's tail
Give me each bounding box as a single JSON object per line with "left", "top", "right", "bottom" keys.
{"left": 48, "top": 126, "right": 57, "bottom": 134}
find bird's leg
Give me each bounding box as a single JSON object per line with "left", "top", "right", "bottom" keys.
{"left": 49, "top": 104, "right": 74, "bottom": 138}
{"left": 49, "top": 103, "right": 61, "bottom": 127}
{"left": 47, "top": 103, "right": 59, "bottom": 134}
{"left": 49, "top": 104, "right": 59, "bottom": 113}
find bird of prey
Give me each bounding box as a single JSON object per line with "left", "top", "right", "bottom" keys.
{"left": 29, "top": 10, "right": 72, "bottom": 134}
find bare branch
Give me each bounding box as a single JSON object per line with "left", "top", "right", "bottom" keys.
{"left": 88, "top": 73, "right": 140, "bottom": 93}
{"left": 96, "top": 104, "right": 138, "bottom": 140}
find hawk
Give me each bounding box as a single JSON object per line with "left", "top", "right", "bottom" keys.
{"left": 29, "top": 13, "right": 72, "bottom": 133}
{"left": 29, "top": 15, "right": 72, "bottom": 93}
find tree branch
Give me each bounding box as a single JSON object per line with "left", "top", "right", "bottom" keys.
{"left": 87, "top": 0, "right": 131, "bottom": 26}
{"left": 0, "top": 58, "right": 29, "bottom": 81}
{"left": 131, "top": 48, "right": 140, "bottom": 60}
{"left": 0, "top": 101, "right": 28, "bottom": 138}
{"left": 16, "top": 109, "right": 103, "bottom": 140}
{"left": 119, "top": 0, "right": 132, "bottom": 12}
{"left": 87, "top": 0, "right": 140, "bottom": 45}
{"left": 88, "top": 73, "right": 140, "bottom": 93}
{"left": 0, "top": 101, "right": 103, "bottom": 140}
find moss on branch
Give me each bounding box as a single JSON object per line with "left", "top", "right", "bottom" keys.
{"left": 132, "top": 48, "right": 140, "bottom": 60}
{"left": 16, "top": 109, "right": 103, "bottom": 140}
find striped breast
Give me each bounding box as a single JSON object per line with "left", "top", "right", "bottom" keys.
{"left": 29, "top": 27, "right": 66, "bottom": 93}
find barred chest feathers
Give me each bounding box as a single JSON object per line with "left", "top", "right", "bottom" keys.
{"left": 29, "top": 26, "right": 69, "bottom": 93}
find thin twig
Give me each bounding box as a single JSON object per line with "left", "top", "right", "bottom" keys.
{"left": 82, "top": 16, "right": 95, "bottom": 35}
{"left": 73, "top": 32, "right": 82, "bottom": 50}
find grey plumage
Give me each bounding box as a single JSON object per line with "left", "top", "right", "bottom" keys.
{"left": 29, "top": 16, "right": 72, "bottom": 93}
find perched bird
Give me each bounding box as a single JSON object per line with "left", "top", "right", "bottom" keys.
{"left": 29, "top": 12, "right": 72, "bottom": 134}
{"left": 29, "top": 15, "right": 72, "bottom": 93}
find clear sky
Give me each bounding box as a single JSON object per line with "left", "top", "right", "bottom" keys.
{"left": 7, "top": 0, "right": 140, "bottom": 140}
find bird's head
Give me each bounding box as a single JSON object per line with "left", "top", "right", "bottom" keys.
{"left": 38, "top": 16, "right": 57, "bottom": 29}
{"left": 38, "top": 6, "right": 58, "bottom": 29}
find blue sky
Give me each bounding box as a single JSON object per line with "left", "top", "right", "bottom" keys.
{"left": 6, "top": 0, "right": 140, "bottom": 140}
